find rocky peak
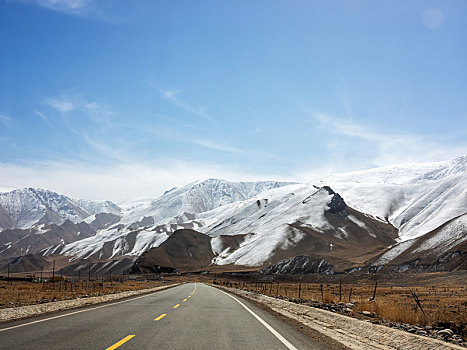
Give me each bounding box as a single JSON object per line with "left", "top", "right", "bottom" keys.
{"left": 321, "top": 186, "right": 347, "bottom": 214}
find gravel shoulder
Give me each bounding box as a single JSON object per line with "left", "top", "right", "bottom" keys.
{"left": 0, "top": 283, "right": 180, "bottom": 323}
{"left": 215, "top": 285, "right": 466, "bottom": 350}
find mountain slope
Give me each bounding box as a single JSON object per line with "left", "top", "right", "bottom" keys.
{"left": 0, "top": 213, "right": 121, "bottom": 258}
{"left": 131, "top": 229, "right": 215, "bottom": 273}
{"left": 74, "top": 199, "right": 122, "bottom": 216}
{"left": 200, "top": 185, "right": 397, "bottom": 268}
{"left": 43, "top": 182, "right": 399, "bottom": 269}
{"left": 119, "top": 179, "right": 295, "bottom": 225}
{"left": 47, "top": 179, "right": 294, "bottom": 261}
{"left": 370, "top": 213, "right": 467, "bottom": 272}
{"left": 320, "top": 156, "right": 467, "bottom": 242}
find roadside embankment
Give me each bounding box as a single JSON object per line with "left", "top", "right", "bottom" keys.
{"left": 0, "top": 283, "right": 180, "bottom": 323}
{"left": 216, "top": 285, "right": 465, "bottom": 350}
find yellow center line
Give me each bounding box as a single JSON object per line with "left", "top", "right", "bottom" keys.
{"left": 105, "top": 335, "right": 135, "bottom": 350}
{"left": 183, "top": 298, "right": 188, "bottom": 302}
{"left": 154, "top": 313, "right": 167, "bottom": 321}
{"left": 173, "top": 304, "right": 180, "bottom": 308}
{"left": 187, "top": 283, "right": 197, "bottom": 298}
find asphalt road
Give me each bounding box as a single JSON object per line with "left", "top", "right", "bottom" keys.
{"left": 0, "top": 283, "right": 327, "bottom": 349}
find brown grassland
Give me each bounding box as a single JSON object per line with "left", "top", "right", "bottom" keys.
{"left": 219, "top": 281, "right": 467, "bottom": 327}
{"left": 0, "top": 279, "right": 167, "bottom": 308}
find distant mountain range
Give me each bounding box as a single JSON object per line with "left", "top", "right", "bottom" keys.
{"left": 0, "top": 157, "right": 465, "bottom": 275}
{"left": 0, "top": 188, "right": 121, "bottom": 231}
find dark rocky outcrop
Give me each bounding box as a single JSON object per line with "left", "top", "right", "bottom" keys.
{"left": 322, "top": 186, "right": 347, "bottom": 214}
{"left": 258, "top": 255, "right": 334, "bottom": 274}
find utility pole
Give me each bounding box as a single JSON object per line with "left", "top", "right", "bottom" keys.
{"left": 88, "top": 265, "right": 91, "bottom": 282}
{"left": 40, "top": 266, "right": 43, "bottom": 282}
{"left": 52, "top": 259, "right": 55, "bottom": 282}
{"left": 7, "top": 263, "right": 10, "bottom": 280}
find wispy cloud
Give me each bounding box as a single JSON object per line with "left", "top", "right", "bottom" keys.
{"left": 194, "top": 139, "right": 242, "bottom": 154}
{"left": 158, "top": 88, "right": 213, "bottom": 121}
{"left": 15, "top": 0, "right": 120, "bottom": 22}
{"left": 39, "top": 93, "right": 133, "bottom": 162}
{"left": 0, "top": 114, "right": 13, "bottom": 126}
{"left": 34, "top": 110, "right": 55, "bottom": 129}
{"left": 312, "top": 113, "right": 467, "bottom": 167}
{"left": 44, "top": 94, "right": 112, "bottom": 126}
{"left": 46, "top": 97, "right": 74, "bottom": 113}
{"left": 17, "top": 0, "right": 93, "bottom": 16}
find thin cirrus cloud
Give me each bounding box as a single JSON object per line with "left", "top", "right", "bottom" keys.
{"left": 34, "top": 110, "right": 55, "bottom": 129}
{"left": 193, "top": 139, "right": 243, "bottom": 155}
{"left": 14, "top": 0, "right": 121, "bottom": 23}
{"left": 39, "top": 93, "right": 250, "bottom": 164}
{"left": 45, "top": 97, "right": 74, "bottom": 113}
{"left": 158, "top": 88, "right": 213, "bottom": 122}
{"left": 312, "top": 113, "right": 467, "bottom": 168}
{"left": 44, "top": 94, "right": 113, "bottom": 128}
{"left": 17, "top": 0, "right": 93, "bottom": 15}
{"left": 0, "top": 114, "right": 13, "bottom": 126}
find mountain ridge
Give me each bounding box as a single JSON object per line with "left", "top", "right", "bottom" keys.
{"left": 0, "top": 157, "right": 465, "bottom": 274}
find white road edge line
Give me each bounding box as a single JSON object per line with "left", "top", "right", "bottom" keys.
{"left": 0, "top": 285, "right": 178, "bottom": 333}
{"left": 218, "top": 289, "right": 298, "bottom": 350}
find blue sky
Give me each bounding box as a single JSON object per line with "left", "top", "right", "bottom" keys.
{"left": 1, "top": 0, "right": 466, "bottom": 201}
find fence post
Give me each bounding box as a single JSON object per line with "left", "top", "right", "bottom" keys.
{"left": 370, "top": 282, "right": 378, "bottom": 301}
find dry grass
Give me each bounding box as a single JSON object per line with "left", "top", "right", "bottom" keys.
{"left": 220, "top": 280, "right": 467, "bottom": 329}
{"left": 0, "top": 280, "right": 166, "bottom": 308}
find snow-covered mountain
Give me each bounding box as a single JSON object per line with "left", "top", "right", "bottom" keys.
{"left": 45, "top": 179, "right": 295, "bottom": 261}
{"left": 368, "top": 213, "right": 467, "bottom": 272}
{"left": 74, "top": 199, "right": 122, "bottom": 216}
{"left": 0, "top": 213, "right": 121, "bottom": 259}
{"left": 118, "top": 179, "right": 295, "bottom": 225}
{"left": 320, "top": 156, "right": 467, "bottom": 242}
{"left": 0, "top": 188, "right": 89, "bottom": 230}
{"left": 49, "top": 181, "right": 397, "bottom": 270}
{"left": 1, "top": 157, "right": 465, "bottom": 273}
{"left": 131, "top": 184, "right": 397, "bottom": 271}
{"left": 201, "top": 184, "right": 396, "bottom": 267}
{"left": 0, "top": 188, "right": 122, "bottom": 231}
{"left": 318, "top": 156, "right": 467, "bottom": 271}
